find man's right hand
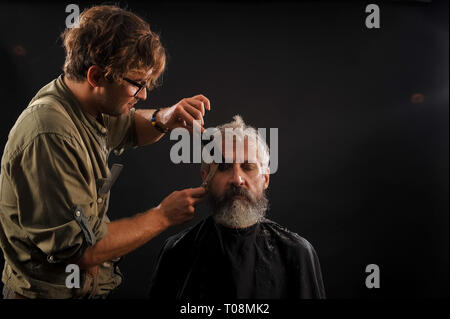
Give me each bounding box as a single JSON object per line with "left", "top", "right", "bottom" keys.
{"left": 77, "top": 187, "right": 207, "bottom": 270}
{"left": 157, "top": 187, "right": 207, "bottom": 227}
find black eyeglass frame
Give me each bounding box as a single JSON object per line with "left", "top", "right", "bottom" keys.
{"left": 123, "top": 77, "right": 146, "bottom": 98}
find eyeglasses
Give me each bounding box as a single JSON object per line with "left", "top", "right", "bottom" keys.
{"left": 123, "top": 77, "right": 146, "bottom": 98}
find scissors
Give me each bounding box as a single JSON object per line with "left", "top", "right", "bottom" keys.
{"left": 200, "top": 138, "right": 224, "bottom": 190}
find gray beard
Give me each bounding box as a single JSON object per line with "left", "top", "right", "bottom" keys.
{"left": 208, "top": 185, "right": 269, "bottom": 229}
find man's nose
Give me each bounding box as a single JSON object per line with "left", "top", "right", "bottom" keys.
{"left": 136, "top": 87, "right": 147, "bottom": 101}
{"left": 231, "top": 166, "right": 244, "bottom": 186}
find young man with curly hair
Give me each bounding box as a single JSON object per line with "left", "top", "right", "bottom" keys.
{"left": 0, "top": 5, "right": 210, "bottom": 299}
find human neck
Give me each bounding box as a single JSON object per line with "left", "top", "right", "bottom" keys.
{"left": 63, "top": 76, "right": 101, "bottom": 120}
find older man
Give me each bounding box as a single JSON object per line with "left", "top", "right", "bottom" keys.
{"left": 148, "top": 116, "right": 325, "bottom": 299}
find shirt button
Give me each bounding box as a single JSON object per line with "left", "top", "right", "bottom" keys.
{"left": 101, "top": 128, "right": 107, "bottom": 134}
{"left": 47, "top": 255, "right": 55, "bottom": 263}
{"left": 75, "top": 210, "right": 81, "bottom": 217}
{"left": 97, "top": 197, "right": 103, "bottom": 204}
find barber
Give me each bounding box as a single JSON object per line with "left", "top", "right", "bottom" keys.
{"left": 0, "top": 5, "right": 209, "bottom": 299}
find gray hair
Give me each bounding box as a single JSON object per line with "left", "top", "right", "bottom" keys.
{"left": 201, "top": 115, "right": 270, "bottom": 173}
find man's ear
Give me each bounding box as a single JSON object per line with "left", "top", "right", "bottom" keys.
{"left": 201, "top": 168, "right": 208, "bottom": 182}
{"left": 86, "top": 65, "right": 105, "bottom": 88}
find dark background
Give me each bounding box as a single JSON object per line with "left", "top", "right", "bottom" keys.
{"left": 0, "top": 0, "right": 448, "bottom": 298}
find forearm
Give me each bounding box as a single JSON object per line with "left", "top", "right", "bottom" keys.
{"left": 77, "top": 207, "right": 169, "bottom": 269}
{"left": 135, "top": 109, "right": 165, "bottom": 146}
{"left": 134, "top": 95, "right": 211, "bottom": 146}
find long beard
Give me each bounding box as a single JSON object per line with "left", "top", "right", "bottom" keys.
{"left": 208, "top": 184, "right": 269, "bottom": 229}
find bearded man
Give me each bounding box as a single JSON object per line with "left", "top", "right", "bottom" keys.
{"left": 148, "top": 116, "right": 326, "bottom": 299}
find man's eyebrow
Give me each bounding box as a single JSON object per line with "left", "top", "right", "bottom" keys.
{"left": 133, "top": 78, "right": 152, "bottom": 89}
{"left": 127, "top": 73, "right": 150, "bottom": 82}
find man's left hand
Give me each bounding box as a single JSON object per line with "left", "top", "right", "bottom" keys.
{"left": 156, "top": 94, "right": 211, "bottom": 133}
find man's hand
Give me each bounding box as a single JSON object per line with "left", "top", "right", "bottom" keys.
{"left": 157, "top": 187, "right": 207, "bottom": 227}
{"left": 77, "top": 186, "right": 207, "bottom": 269}
{"left": 156, "top": 95, "right": 211, "bottom": 133}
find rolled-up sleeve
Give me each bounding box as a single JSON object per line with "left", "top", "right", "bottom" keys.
{"left": 7, "top": 132, "right": 98, "bottom": 264}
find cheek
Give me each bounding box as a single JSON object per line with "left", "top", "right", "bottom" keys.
{"left": 115, "top": 91, "right": 130, "bottom": 103}
{"left": 106, "top": 85, "right": 131, "bottom": 102}
{"left": 250, "top": 175, "right": 266, "bottom": 193}
{"left": 210, "top": 176, "right": 227, "bottom": 196}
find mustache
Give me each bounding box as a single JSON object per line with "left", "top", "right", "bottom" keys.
{"left": 220, "top": 184, "right": 254, "bottom": 203}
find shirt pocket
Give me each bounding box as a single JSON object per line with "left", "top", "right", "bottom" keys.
{"left": 96, "top": 164, "right": 123, "bottom": 198}
{"left": 91, "top": 164, "right": 124, "bottom": 239}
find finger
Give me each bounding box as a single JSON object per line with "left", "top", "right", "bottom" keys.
{"left": 181, "top": 118, "right": 204, "bottom": 134}
{"left": 187, "top": 186, "right": 207, "bottom": 197}
{"left": 185, "top": 98, "right": 205, "bottom": 116}
{"left": 176, "top": 107, "right": 205, "bottom": 132}
{"left": 182, "top": 122, "right": 194, "bottom": 134}
{"left": 192, "top": 94, "right": 211, "bottom": 111}
{"left": 176, "top": 105, "right": 198, "bottom": 124}
{"left": 184, "top": 104, "right": 204, "bottom": 126}
{"left": 192, "top": 195, "right": 206, "bottom": 205}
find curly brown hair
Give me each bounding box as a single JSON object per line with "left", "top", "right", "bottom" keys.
{"left": 61, "top": 5, "right": 166, "bottom": 90}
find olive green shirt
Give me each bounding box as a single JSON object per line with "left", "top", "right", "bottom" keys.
{"left": 0, "top": 75, "right": 137, "bottom": 298}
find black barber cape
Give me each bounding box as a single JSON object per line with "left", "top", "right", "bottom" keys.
{"left": 148, "top": 216, "right": 326, "bottom": 299}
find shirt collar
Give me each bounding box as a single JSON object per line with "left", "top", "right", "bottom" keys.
{"left": 55, "top": 74, "right": 108, "bottom": 137}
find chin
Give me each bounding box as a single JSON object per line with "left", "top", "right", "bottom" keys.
{"left": 111, "top": 105, "right": 129, "bottom": 116}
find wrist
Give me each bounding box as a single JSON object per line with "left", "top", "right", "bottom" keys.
{"left": 151, "top": 109, "right": 169, "bottom": 134}
{"left": 148, "top": 205, "right": 170, "bottom": 230}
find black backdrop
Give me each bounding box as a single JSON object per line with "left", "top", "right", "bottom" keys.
{"left": 0, "top": 0, "right": 448, "bottom": 298}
